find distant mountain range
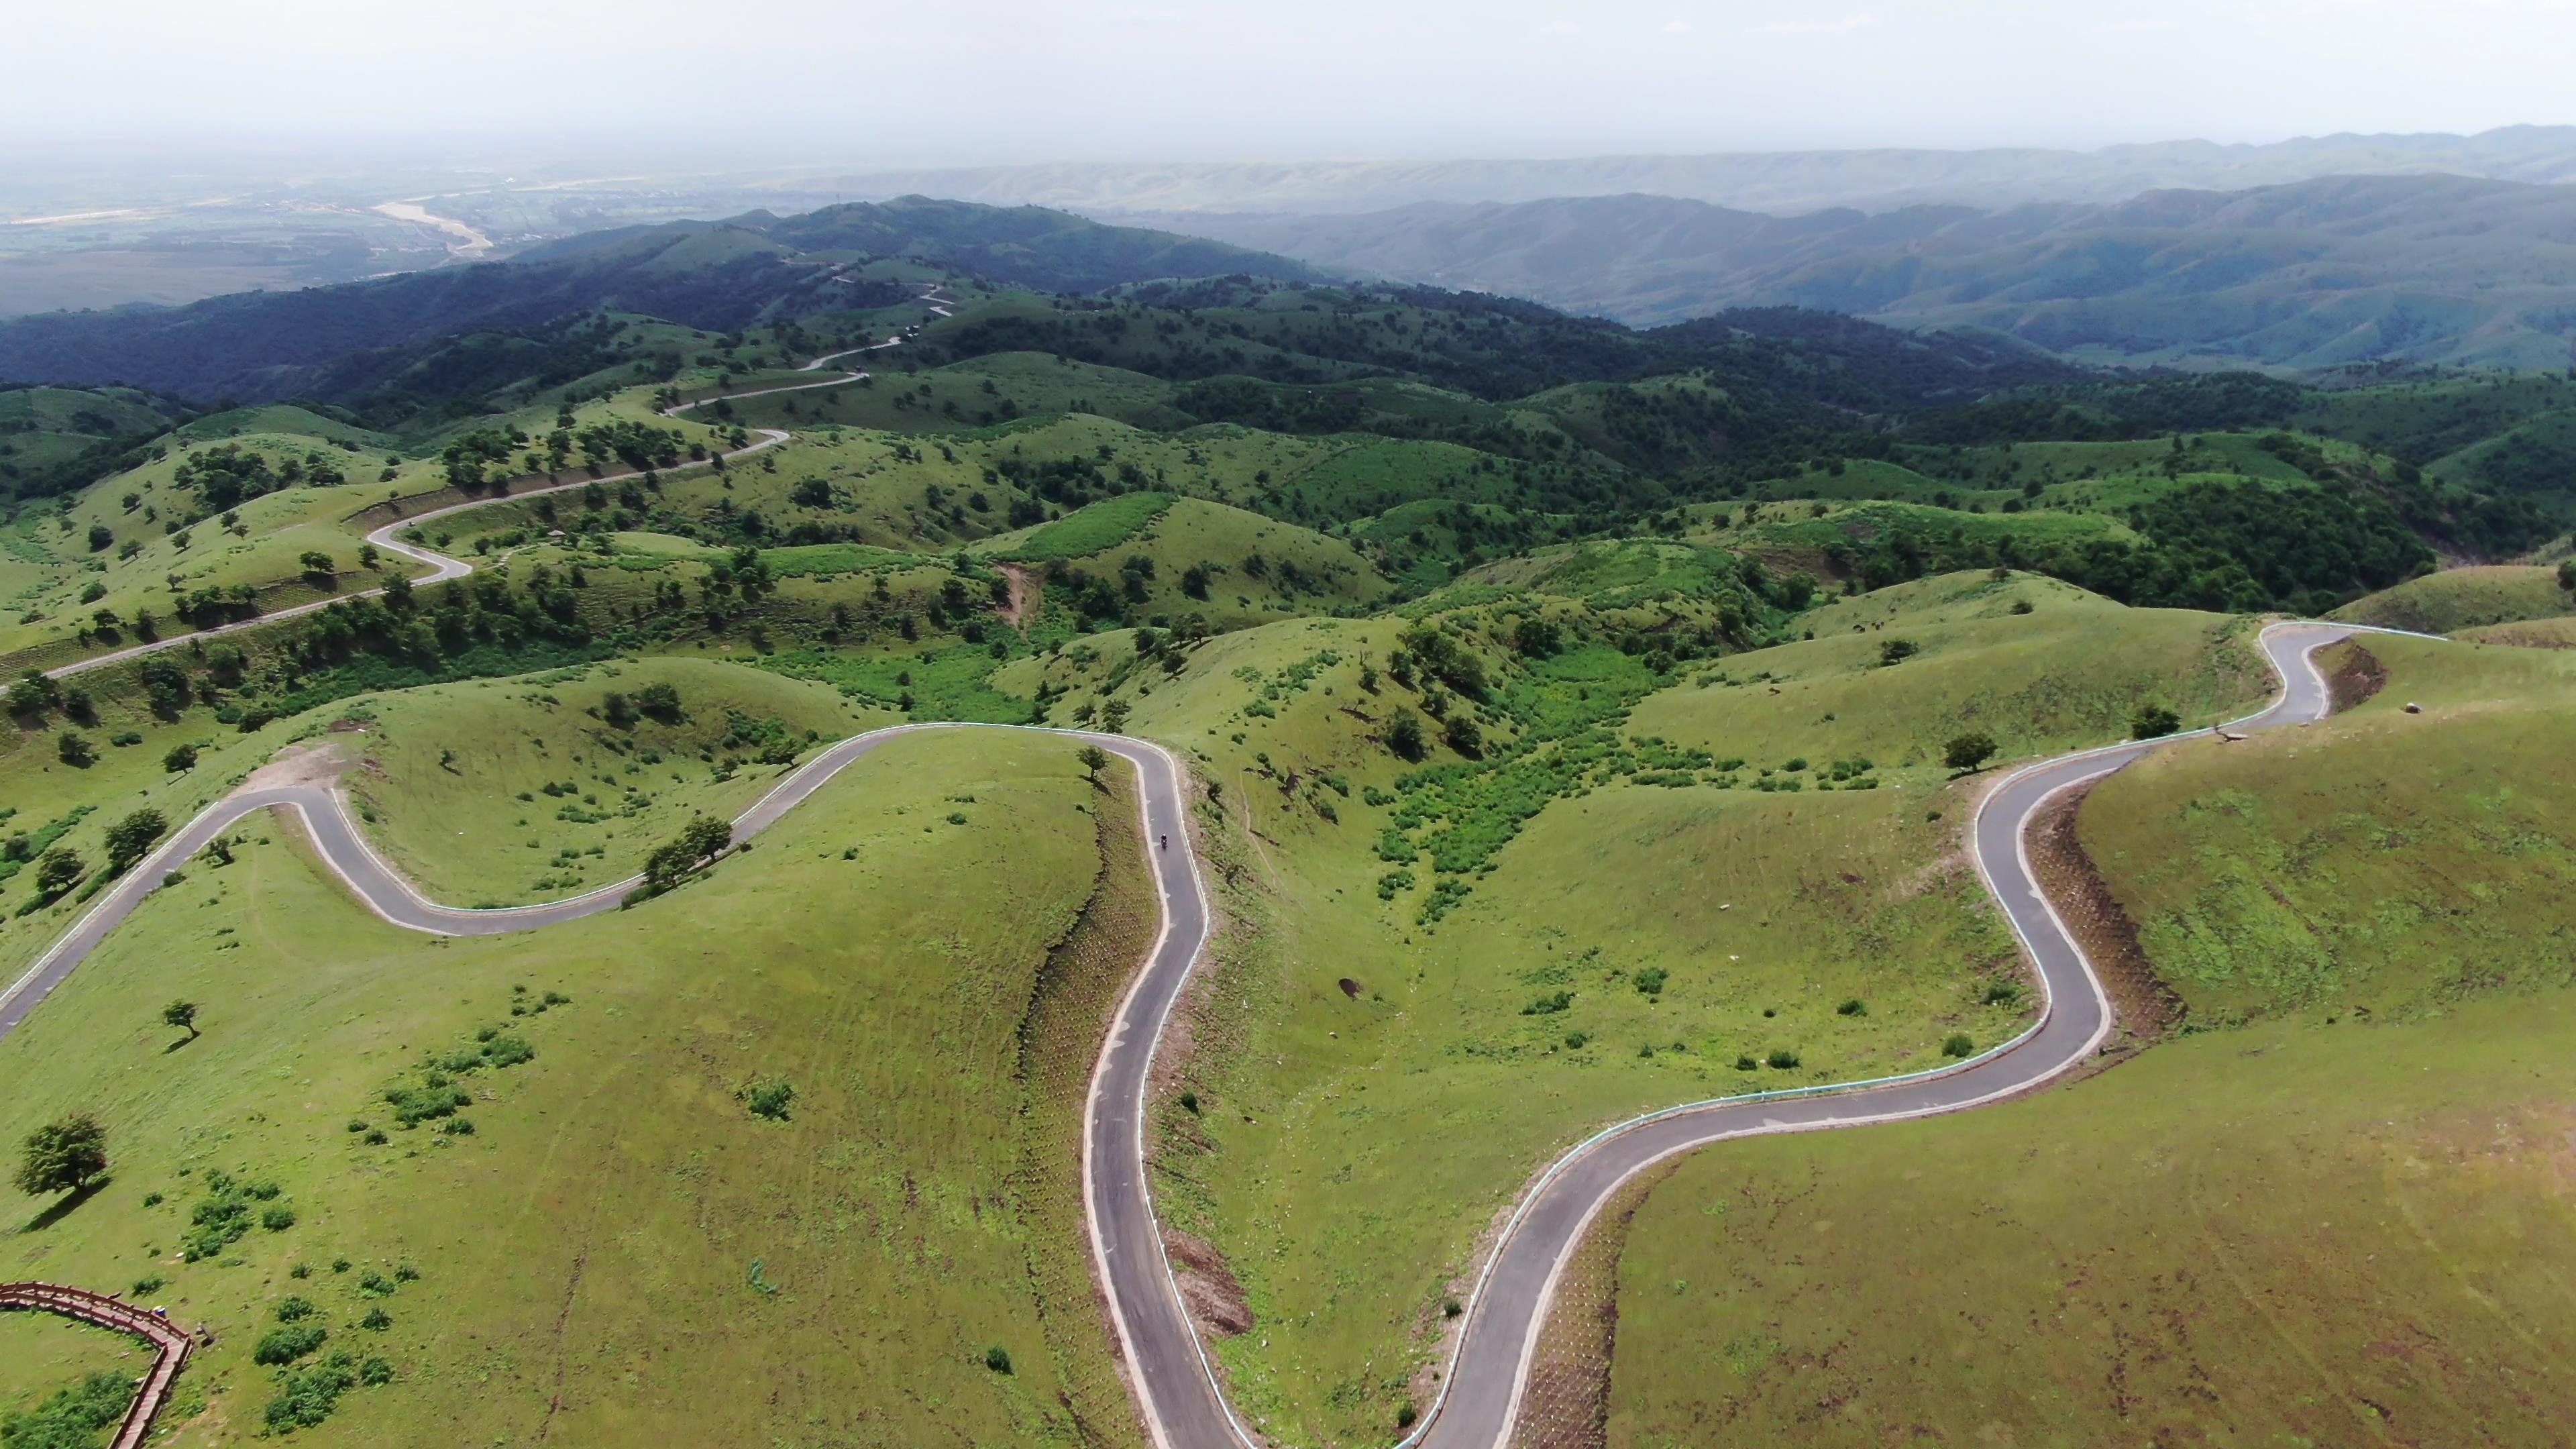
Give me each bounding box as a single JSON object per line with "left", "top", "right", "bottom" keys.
{"left": 797, "top": 127, "right": 2576, "bottom": 217}
{"left": 1136, "top": 174, "right": 2576, "bottom": 369}
{"left": 0, "top": 198, "right": 1320, "bottom": 402}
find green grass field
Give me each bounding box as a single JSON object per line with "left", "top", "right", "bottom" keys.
{"left": 0, "top": 724, "right": 1133, "bottom": 1447}
{"left": 1597, "top": 630, "right": 2576, "bottom": 1446}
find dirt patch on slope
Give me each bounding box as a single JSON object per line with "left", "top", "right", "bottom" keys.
{"left": 1504, "top": 1161, "right": 1678, "bottom": 1449}
{"left": 2027, "top": 781, "right": 2180, "bottom": 1046}
{"left": 999, "top": 564, "right": 1040, "bottom": 629}
{"left": 1163, "top": 1227, "right": 1254, "bottom": 1338}
{"left": 241, "top": 738, "right": 357, "bottom": 792}
{"left": 2318, "top": 639, "right": 2387, "bottom": 714}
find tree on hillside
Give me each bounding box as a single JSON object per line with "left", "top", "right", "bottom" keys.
{"left": 1943, "top": 731, "right": 1998, "bottom": 773}
{"left": 7, "top": 669, "right": 57, "bottom": 718}
{"left": 15, "top": 1113, "right": 108, "bottom": 1197}
{"left": 1511, "top": 616, "right": 1561, "bottom": 658}
{"left": 2131, "top": 704, "right": 2182, "bottom": 739}
{"left": 162, "top": 1000, "right": 201, "bottom": 1041}
{"left": 643, "top": 816, "right": 733, "bottom": 892}
{"left": 1076, "top": 745, "right": 1111, "bottom": 784}
{"left": 57, "top": 731, "right": 95, "bottom": 767}
{"left": 2560, "top": 558, "right": 2576, "bottom": 592}
{"left": 1387, "top": 708, "right": 1427, "bottom": 762}
{"left": 104, "top": 808, "right": 168, "bottom": 874}
{"left": 34, "top": 848, "right": 85, "bottom": 897}
{"left": 164, "top": 743, "right": 199, "bottom": 773}
{"left": 635, "top": 682, "right": 683, "bottom": 723}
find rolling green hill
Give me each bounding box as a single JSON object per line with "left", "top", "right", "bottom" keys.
{"left": 1597, "top": 633, "right": 2576, "bottom": 1446}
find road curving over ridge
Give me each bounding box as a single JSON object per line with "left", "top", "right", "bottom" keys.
{"left": 0, "top": 318, "right": 2441, "bottom": 1449}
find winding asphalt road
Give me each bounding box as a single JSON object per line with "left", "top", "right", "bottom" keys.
{"left": 0, "top": 317, "right": 2425, "bottom": 1449}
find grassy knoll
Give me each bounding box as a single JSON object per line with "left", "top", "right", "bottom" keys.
{"left": 0, "top": 725, "right": 1133, "bottom": 1446}
{"left": 979, "top": 496, "right": 1389, "bottom": 631}
{"left": 985, "top": 492, "right": 1177, "bottom": 561}
{"left": 2330, "top": 562, "right": 2575, "bottom": 633}
{"left": 2080, "top": 633, "right": 2576, "bottom": 1024}
{"left": 339, "top": 658, "right": 892, "bottom": 906}
{"left": 1034, "top": 573, "right": 2258, "bottom": 1442}
{"left": 1629, "top": 572, "right": 2268, "bottom": 767}
{"left": 1597, "top": 631, "right": 2576, "bottom": 1445}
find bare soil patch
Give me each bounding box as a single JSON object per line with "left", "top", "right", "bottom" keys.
{"left": 1163, "top": 1227, "right": 1254, "bottom": 1338}
{"left": 999, "top": 564, "right": 1039, "bottom": 630}
{"left": 2318, "top": 639, "right": 2387, "bottom": 714}
{"left": 2029, "top": 781, "right": 2180, "bottom": 1046}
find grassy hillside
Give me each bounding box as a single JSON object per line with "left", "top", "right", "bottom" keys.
{"left": 0, "top": 724, "right": 1136, "bottom": 1447}
{"left": 2081, "top": 634, "right": 2576, "bottom": 1024}
{"left": 1010, "top": 571, "right": 2273, "bottom": 1444}
{"left": 1605, "top": 987, "right": 2576, "bottom": 1447}
{"left": 1599, "top": 633, "right": 2576, "bottom": 1446}
{"left": 2329, "top": 562, "right": 2576, "bottom": 633}
{"left": 339, "top": 659, "right": 892, "bottom": 906}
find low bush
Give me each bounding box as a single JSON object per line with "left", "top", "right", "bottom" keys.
{"left": 1766, "top": 1049, "right": 1802, "bottom": 1069}
{"left": 744, "top": 1077, "right": 796, "bottom": 1121}
{"left": 254, "top": 1322, "right": 327, "bottom": 1366}
{"left": 1943, "top": 1033, "right": 1976, "bottom": 1058}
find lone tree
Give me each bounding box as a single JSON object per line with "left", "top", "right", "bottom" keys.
{"left": 2130, "top": 703, "right": 2182, "bottom": 740}
{"left": 15, "top": 1113, "right": 108, "bottom": 1197}
{"left": 7, "top": 669, "right": 59, "bottom": 718}
{"left": 104, "top": 808, "right": 168, "bottom": 875}
{"left": 2559, "top": 557, "right": 2575, "bottom": 592}
{"left": 643, "top": 816, "right": 733, "bottom": 892}
{"left": 162, "top": 1000, "right": 201, "bottom": 1041}
{"left": 1386, "top": 708, "right": 1427, "bottom": 762}
{"left": 1075, "top": 744, "right": 1110, "bottom": 784}
{"left": 1943, "top": 731, "right": 1998, "bottom": 773}
{"left": 34, "top": 848, "right": 85, "bottom": 897}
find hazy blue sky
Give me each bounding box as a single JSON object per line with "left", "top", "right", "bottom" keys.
{"left": 13, "top": 0, "right": 2575, "bottom": 160}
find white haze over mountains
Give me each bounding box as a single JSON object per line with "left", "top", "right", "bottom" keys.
{"left": 788, "top": 128, "right": 2576, "bottom": 218}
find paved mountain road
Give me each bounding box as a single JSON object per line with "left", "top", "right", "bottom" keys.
{"left": 1, "top": 319, "right": 2420, "bottom": 1449}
